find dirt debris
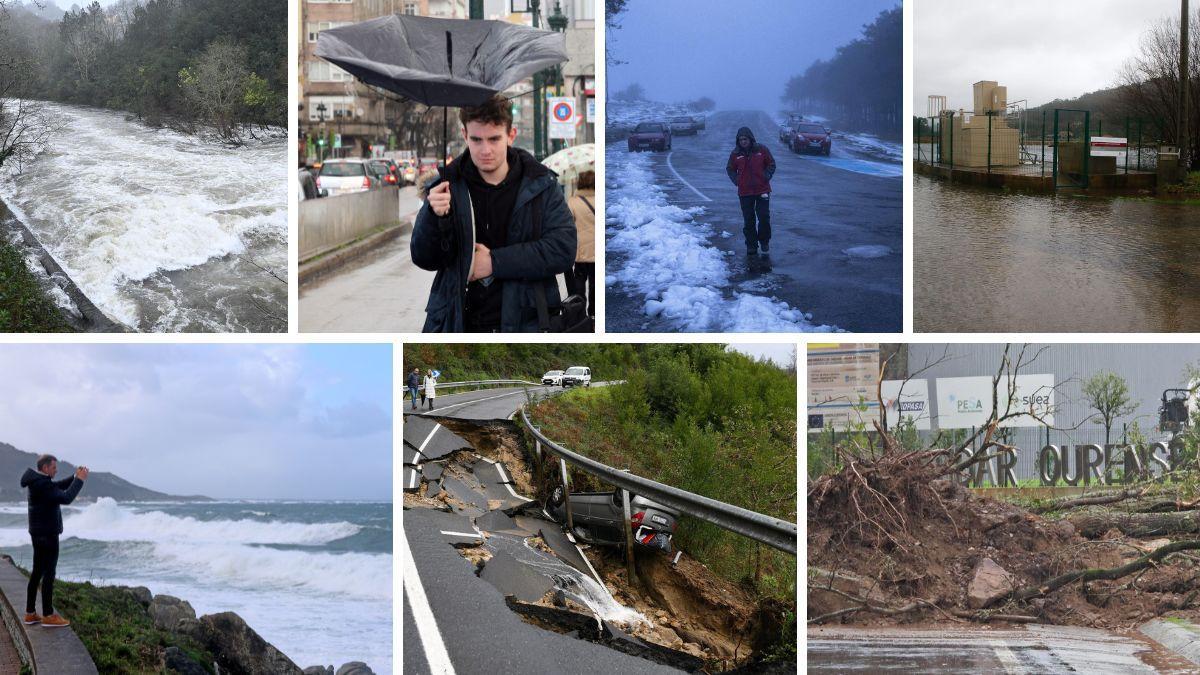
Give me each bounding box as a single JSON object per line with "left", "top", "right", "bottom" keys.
{"left": 433, "top": 418, "right": 538, "bottom": 495}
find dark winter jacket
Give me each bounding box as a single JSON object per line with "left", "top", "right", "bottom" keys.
{"left": 21, "top": 468, "right": 84, "bottom": 537}
{"left": 410, "top": 146, "right": 576, "bottom": 333}
{"left": 726, "top": 126, "right": 776, "bottom": 197}
{"left": 407, "top": 372, "right": 421, "bottom": 389}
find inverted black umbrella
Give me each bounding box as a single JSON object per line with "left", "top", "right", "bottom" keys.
{"left": 315, "top": 14, "right": 568, "bottom": 166}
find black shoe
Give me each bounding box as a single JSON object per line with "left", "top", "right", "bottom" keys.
{"left": 761, "top": 242, "right": 770, "bottom": 253}
{"left": 746, "top": 247, "right": 757, "bottom": 256}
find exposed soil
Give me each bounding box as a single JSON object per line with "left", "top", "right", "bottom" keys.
{"left": 435, "top": 418, "right": 537, "bottom": 495}
{"left": 809, "top": 450, "right": 1200, "bottom": 630}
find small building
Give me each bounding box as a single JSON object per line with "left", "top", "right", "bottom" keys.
{"left": 938, "top": 81, "right": 1019, "bottom": 168}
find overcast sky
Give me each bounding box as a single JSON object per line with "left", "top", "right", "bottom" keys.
{"left": 728, "top": 343, "right": 795, "bottom": 369}
{"left": 916, "top": 0, "right": 1187, "bottom": 112}
{"left": 0, "top": 344, "right": 392, "bottom": 501}
{"left": 608, "top": 0, "right": 898, "bottom": 110}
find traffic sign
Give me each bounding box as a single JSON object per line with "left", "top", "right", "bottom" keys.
{"left": 548, "top": 97, "right": 576, "bottom": 140}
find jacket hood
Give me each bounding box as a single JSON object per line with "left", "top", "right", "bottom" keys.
{"left": 20, "top": 468, "right": 44, "bottom": 488}
{"left": 735, "top": 126, "right": 757, "bottom": 148}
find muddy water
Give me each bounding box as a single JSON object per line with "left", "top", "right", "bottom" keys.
{"left": 915, "top": 176, "right": 1200, "bottom": 332}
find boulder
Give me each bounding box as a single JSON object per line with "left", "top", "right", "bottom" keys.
{"left": 303, "top": 668, "right": 334, "bottom": 675}
{"left": 336, "top": 664, "right": 375, "bottom": 675}
{"left": 149, "top": 595, "right": 197, "bottom": 632}
{"left": 163, "top": 646, "right": 207, "bottom": 675}
{"left": 967, "top": 558, "right": 1016, "bottom": 609}
{"left": 121, "top": 585, "right": 153, "bottom": 608}
{"left": 200, "top": 611, "right": 302, "bottom": 675}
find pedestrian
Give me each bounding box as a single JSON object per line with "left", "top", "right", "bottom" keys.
{"left": 411, "top": 94, "right": 577, "bottom": 332}
{"left": 424, "top": 370, "right": 438, "bottom": 410}
{"left": 725, "top": 126, "right": 776, "bottom": 255}
{"left": 20, "top": 454, "right": 87, "bottom": 628}
{"left": 407, "top": 367, "right": 421, "bottom": 410}
{"left": 565, "top": 170, "right": 595, "bottom": 317}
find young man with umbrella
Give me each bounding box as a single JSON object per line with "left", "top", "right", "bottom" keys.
{"left": 411, "top": 96, "right": 576, "bottom": 332}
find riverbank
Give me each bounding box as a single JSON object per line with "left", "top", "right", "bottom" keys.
{"left": 0, "top": 237, "right": 74, "bottom": 332}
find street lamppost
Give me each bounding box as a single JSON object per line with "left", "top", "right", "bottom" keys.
{"left": 511, "top": 0, "right": 546, "bottom": 158}
{"left": 547, "top": 1, "right": 568, "bottom": 154}
{"left": 315, "top": 103, "right": 328, "bottom": 163}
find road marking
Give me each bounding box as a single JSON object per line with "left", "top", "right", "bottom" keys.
{"left": 417, "top": 424, "right": 440, "bottom": 453}
{"left": 402, "top": 539, "right": 456, "bottom": 675}
{"left": 439, "top": 530, "right": 482, "bottom": 538}
{"left": 575, "top": 544, "right": 606, "bottom": 587}
{"left": 408, "top": 467, "right": 421, "bottom": 490}
{"left": 666, "top": 151, "right": 712, "bottom": 202}
{"left": 432, "top": 389, "right": 531, "bottom": 414}
{"left": 496, "top": 463, "right": 510, "bottom": 483}
{"left": 988, "top": 640, "right": 1023, "bottom": 674}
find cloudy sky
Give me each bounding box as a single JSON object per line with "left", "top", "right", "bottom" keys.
{"left": 916, "top": 0, "right": 1187, "bottom": 112}
{"left": 0, "top": 344, "right": 392, "bottom": 500}
{"left": 608, "top": 0, "right": 898, "bottom": 110}
{"left": 728, "top": 343, "right": 795, "bottom": 369}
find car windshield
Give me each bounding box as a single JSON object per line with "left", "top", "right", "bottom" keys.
{"left": 566, "top": 367, "right": 587, "bottom": 375}
{"left": 545, "top": 370, "right": 563, "bottom": 376}
{"left": 671, "top": 117, "right": 691, "bottom": 122}
{"left": 320, "top": 162, "right": 365, "bottom": 177}
{"left": 368, "top": 161, "right": 390, "bottom": 171}
{"left": 634, "top": 123, "right": 663, "bottom": 132}
{"left": 798, "top": 124, "right": 827, "bottom": 133}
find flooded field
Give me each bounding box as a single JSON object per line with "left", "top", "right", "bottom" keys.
{"left": 915, "top": 175, "right": 1200, "bottom": 332}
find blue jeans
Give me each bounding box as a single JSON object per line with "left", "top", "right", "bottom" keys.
{"left": 408, "top": 386, "right": 419, "bottom": 407}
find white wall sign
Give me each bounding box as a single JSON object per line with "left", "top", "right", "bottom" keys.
{"left": 881, "top": 379, "right": 931, "bottom": 430}
{"left": 807, "top": 344, "right": 880, "bottom": 431}
{"left": 934, "top": 374, "right": 1055, "bottom": 429}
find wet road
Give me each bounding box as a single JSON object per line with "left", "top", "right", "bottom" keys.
{"left": 914, "top": 175, "right": 1200, "bottom": 332}
{"left": 809, "top": 625, "right": 1198, "bottom": 674}
{"left": 606, "top": 110, "right": 902, "bottom": 332}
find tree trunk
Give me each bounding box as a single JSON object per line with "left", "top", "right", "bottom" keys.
{"left": 1067, "top": 509, "right": 1199, "bottom": 538}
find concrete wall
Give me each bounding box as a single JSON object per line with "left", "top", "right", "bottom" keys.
{"left": 299, "top": 187, "right": 402, "bottom": 262}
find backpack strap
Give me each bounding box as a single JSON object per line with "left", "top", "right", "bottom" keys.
{"left": 578, "top": 195, "right": 594, "bottom": 213}
{"left": 530, "top": 192, "right": 552, "bottom": 332}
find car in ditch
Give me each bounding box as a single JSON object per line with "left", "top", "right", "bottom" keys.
{"left": 561, "top": 366, "right": 591, "bottom": 388}
{"left": 546, "top": 486, "right": 680, "bottom": 553}
{"left": 669, "top": 115, "right": 699, "bottom": 136}
{"left": 789, "top": 122, "right": 832, "bottom": 156}
{"left": 626, "top": 122, "right": 672, "bottom": 152}
{"left": 542, "top": 370, "right": 564, "bottom": 386}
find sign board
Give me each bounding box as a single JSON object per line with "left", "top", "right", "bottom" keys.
{"left": 586, "top": 97, "right": 596, "bottom": 124}
{"left": 881, "top": 379, "right": 931, "bottom": 430}
{"left": 807, "top": 344, "right": 880, "bottom": 431}
{"left": 934, "top": 374, "right": 1055, "bottom": 429}
{"left": 584, "top": 77, "right": 595, "bottom": 96}
{"left": 333, "top": 134, "right": 342, "bottom": 149}
{"left": 1091, "top": 136, "right": 1127, "bottom": 159}
{"left": 548, "top": 96, "right": 577, "bottom": 140}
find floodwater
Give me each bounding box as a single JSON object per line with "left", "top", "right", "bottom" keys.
{"left": 914, "top": 175, "right": 1200, "bottom": 332}
{"left": 0, "top": 101, "right": 286, "bottom": 332}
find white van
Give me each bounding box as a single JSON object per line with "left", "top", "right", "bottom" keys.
{"left": 561, "top": 366, "right": 591, "bottom": 388}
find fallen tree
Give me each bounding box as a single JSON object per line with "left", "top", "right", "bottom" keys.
{"left": 1066, "top": 509, "right": 1200, "bottom": 538}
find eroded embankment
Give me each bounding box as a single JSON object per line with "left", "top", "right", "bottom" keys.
{"left": 404, "top": 416, "right": 791, "bottom": 672}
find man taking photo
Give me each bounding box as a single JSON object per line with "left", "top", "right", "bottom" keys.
{"left": 726, "top": 126, "right": 776, "bottom": 256}
{"left": 20, "top": 454, "right": 87, "bottom": 627}
{"left": 411, "top": 95, "right": 576, "bottom": 333}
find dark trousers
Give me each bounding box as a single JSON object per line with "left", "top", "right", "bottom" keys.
{"left": 27, "top": 534, "right": 59, "bottom": 615}
{"left": 739, "top": 195, "right": 771, "bottom": 251}
{"left": 566, "top": 262, "right": 595, "bottom": 316}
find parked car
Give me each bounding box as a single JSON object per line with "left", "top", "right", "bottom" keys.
{"left": 789, "top": 122, "right": 832, "bottom": 156}
{"left": 626, "top": 122, "right": 672, "bottom": 152}
{"left": 400, "top": 161, "right": 417, "bottom": 186}
{"left": 561, "top": 366, "right": 591, "bottom": 388}
{"left": 368, "top": 159, "right": 400, "bottom": 187}
{"left": 316, "top": 159, "right": 374, "bottom": 195}
{"left": 546, "top": 487, "right": 680, "bottom": 553}
{"left": 779, "top": 113, "right": 806, "bottom": 142}
{"left": 542, "top": 370, "right": 564, "bottom": 386}
{"left": 692, "top": 114, "right": 706, "bottom": 130}
{"left": 668, "top": 116, "right": 699, "bottom": 136}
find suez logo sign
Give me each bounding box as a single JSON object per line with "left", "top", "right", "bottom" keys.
{"left": 953, "top": 391, "right": 1052, "bottom": 414}
{"left": 937, "top": 375, "right": 1056, "bottom": 429}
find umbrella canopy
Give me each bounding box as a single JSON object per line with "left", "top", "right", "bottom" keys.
{"left": 314, "top": 14, "right": 568, "bottom": 108}
{"left": 541, "top": 143, "right": 594, "bottom": 187}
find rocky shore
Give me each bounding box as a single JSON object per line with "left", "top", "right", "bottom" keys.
{"left": 119, "top": 585, "right": 377, "bottom": 675}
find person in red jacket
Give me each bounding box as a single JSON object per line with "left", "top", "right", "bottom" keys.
{"left": 725, "top": 126, "right": 776, "bottom": 254}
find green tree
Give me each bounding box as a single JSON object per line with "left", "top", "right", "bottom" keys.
{"left": 179, "top": 39, "right": 250, "bottom": 139}
{"left": 1082, "top": 371, "right": 1138, "bottom": 447}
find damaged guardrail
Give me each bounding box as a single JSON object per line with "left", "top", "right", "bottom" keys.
{"left": 519, "top": 406, "right": 798, "bottom": 556}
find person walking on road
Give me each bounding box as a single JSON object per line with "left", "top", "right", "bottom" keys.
{"left": 725, "top": 126, "right": 776, "bottom": 255}
{"left": 20, "top": 454, "right": 87, "bottom": 627}
{"left": 407, "top": 368, "right": 421, "bottom": 410}
{"left": 411, "top": 95, "right": 576, "bottom": 333}
{"left": 565, "top": 170, "right": 596, "bottom": 317}
{"left": 423, "top": 370, "right": 438, "bottom": 410}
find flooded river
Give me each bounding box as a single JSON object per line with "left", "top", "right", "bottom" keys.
{"left": 915, "top": 175, "right": 1200, "bottom": 332}
{"left": 1, "top": 102, "right": 286, "bottom": 332}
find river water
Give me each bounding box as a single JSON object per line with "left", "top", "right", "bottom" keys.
{"left": 915, "top": 175, "right": 1200, "bottom": 332}
{"left": 0, "top": 102, "right": 286, "bottom": 332}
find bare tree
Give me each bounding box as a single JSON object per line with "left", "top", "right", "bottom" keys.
{"left": 1118, "top": 12, "right": 1200, "bottom": 168}
{"left": 179, "top": 40, "right": 250, "bottom": 140}
{"left": 0, "top": 1, "right": 60, "bottom": 172}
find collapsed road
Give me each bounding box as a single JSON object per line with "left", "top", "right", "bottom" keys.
{"left": 403, "top": 385, "right": 780, "bottom": 674}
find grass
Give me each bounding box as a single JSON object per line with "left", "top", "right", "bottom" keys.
{"left": 0, "top": 240, "right": 74, "bottom": 332}
{"left": 51, "top": 580, "right": 214, "bottom": 674}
